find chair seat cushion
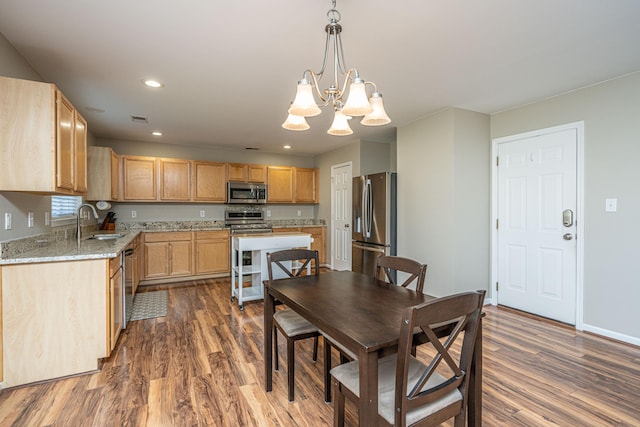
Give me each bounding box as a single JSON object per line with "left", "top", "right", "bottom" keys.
{"left": 330, "top": 354, "right": 462, "bottom": 425}
{"left": 274, "top": 309, "right": 318, "bottom": 336}
{"left": 320, "top": 330, "right": 358, "bottom": 360}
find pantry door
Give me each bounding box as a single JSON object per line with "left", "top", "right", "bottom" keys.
{"left": 495, "top": 124, "right": 581, "bottom": 324}
{"left": 331, "top": 162, "right": 352, "bottom": 270}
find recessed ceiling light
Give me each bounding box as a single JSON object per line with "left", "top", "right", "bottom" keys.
{"left": 143, "top": 79, "right": 164, "bottom": 88}
{"left": 283, "top": 145, "right": 292, "bottom": 149}
{"left": 152, "top": 131, "right": 163, "bottom": 136}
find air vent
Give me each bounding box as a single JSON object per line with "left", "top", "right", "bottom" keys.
{"left": 245, "top": 147, "right": 259, "bottom": 150}
{"left": 131, "top": 115, "right": 148, "bottom": 124}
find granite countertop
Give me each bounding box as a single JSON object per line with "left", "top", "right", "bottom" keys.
{"left": 0, "top": 220, "right": 326, "bottom": 265}
{"left": 0, "top": 231, "right": 140, "bottom": 265}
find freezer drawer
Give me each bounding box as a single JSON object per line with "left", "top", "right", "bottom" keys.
{"left": 352, "top": 241, "right": 389, "bottom": 278}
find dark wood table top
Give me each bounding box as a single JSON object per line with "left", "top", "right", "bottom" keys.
{"left": 266, "top": 270, "right": 432, "bottom": 356}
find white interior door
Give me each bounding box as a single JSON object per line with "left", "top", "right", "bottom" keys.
{"left": 331, "top": 162, "right": 352, "bottom": 270}
{"left": 497, "top": 127, "right": 578, "bottom": 324}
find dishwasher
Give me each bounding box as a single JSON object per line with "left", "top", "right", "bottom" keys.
{"left": 122, "top": 246, "right": 135, "bottom": 327}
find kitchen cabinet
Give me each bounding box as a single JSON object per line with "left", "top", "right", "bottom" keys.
{"left": 0, "top": 76, "right": 87, "bottom": 194}
{"left": 194, "top": 230, "right": 230, "bottom": 274}
{"left": 160, "top": 158, "right": 191, "bottom": 201}
{"left": 1, "top": 260, "right": 108, "bottom": 388}
{"left": 192, "top": 161, "right": 227, "bottom": 202}
{"left": 122, "top": 155, "right": 157, "bottom": 201}
{"left": 86, "top": 146, "right": 119, "bottom": 201}
{"left": 143, "top": 232, "right": 193, "bottom": 279}
{"left": 108, "top": 256, "right": 123, "bottom": 352}
{"left": 267, "top": 166, "right": 319, "bottom": 204}
{"left": 294, "top": 167, "right": 319, "bottom": 203}
{"left": 267, "top": 166, "right": 294, "bottom": 203}
{"left": 228, "top": 163, "right": 267, "bottom": 183}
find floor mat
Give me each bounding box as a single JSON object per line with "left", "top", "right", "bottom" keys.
{"left": 130, "top": 290, "right": 168, "bottom": 321}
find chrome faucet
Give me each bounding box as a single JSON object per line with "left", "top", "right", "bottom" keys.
{"left": 77, "top": 203, "right": 99, "bottom": 246}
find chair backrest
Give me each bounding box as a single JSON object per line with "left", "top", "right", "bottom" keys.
{"left": 375, "top": 255, "right": 427, "bottom": 293}
{"left": 266, "top": 249, "right": 320, "bottom": 280}
{"left": 394, "top": 290, "right": 486, "bottom": 425}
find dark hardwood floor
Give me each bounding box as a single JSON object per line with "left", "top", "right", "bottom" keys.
{"left": 0, "top": 277, "right": 638, "bottom": 426}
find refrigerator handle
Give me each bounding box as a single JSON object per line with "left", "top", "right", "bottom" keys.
{"left": 364, "top": 178, "right": 372, "bottom": 238}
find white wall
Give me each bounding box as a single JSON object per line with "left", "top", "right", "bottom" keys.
{"left": 491, "top": 72, "right": 640, "bottom": 341}
{"left": 397, "top": 108, "right": 490, "bottom": 297}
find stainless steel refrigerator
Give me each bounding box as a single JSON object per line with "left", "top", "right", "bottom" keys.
{"left": 352, "top": 171, "right": 397, "bottom": 277}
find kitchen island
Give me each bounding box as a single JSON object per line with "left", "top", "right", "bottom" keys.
{"left": 231, "top": 232, "right": 311, "bottom": 311}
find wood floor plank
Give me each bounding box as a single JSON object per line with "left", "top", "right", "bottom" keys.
{"left": 0, "top": 277, "right": 639, "bottom": 426}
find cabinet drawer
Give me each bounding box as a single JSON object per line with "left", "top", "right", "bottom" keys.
{"left": 144, "top": 231, "right": 192, "bottom": 242}
{"left": 195, "top": 230, "right": 229, "bottom": 240}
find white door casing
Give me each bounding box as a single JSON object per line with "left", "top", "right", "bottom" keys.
{"left": 331, "top": 162, "right": 352, "bottom": 271}
{"left": 492, "top": 122, "right": 584, "bottom": 326}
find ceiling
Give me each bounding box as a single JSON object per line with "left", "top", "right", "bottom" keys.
{"left": 1, "top": 1, "right": 640, "bottom": 156}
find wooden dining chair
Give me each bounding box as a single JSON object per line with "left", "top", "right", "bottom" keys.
{"left": 375, "top": 255, "right": 428, "bottom": 293}
{"left": 267, "top": 249, "right": 321, "bottom": 402}
{"left": 322, "top": 255, "right": 428, "bottom": 403}
{"left": 330, "top": 290, "right": 486, "bottom": 427}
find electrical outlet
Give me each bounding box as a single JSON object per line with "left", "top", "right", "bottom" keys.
{"left": 297, "top": 210, "right": 302, "bottom": 217}
{"left": 131, "top": 210, "right": 137, "bottom": 218}
{"left": 200, "top": 210, "right": 205, "bottom": 218}
{"left": 28, "top": 211, "right": 34, "bottom": 227}
{"left": 605, "top": 198, "right": 617, "bottom": 212}
{"left": 45, "top": 211, "right": 50, "bottom": 226}
{"left": 4, "top": 212, "right": 12, "bottom": 230}
{"left": 266, "top": 210, "right": 271, "bottom": 217}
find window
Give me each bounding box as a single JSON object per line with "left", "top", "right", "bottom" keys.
{"left": 51, "top": 195, "right": 82, "bottom": 226}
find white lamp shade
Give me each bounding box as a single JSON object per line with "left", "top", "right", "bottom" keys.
{"left": 361, "top": 93, "right": 391, "bottom": 126}
{"left": 341, "top": 79, "right": 373, "bottom": 116}
{"left": 288, "top": 80, "right": 321, "bottom": 117}
{"left": 327, "top": 110, "right": 353, "bottom": 136}
{"left": 282, "top": 113, "right": 310, "bottom": 131}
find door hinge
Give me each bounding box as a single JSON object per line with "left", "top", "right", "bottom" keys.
{"left": 496, "top": 219, "right": 499, "bottom": 229}
{"left": 496, "top": 282, "right": 499, "bottom": 291}
{"left": 496, "top": 156, "right": 499, "bottom": 167}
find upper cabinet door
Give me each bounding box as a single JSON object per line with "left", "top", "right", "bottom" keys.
{"left": 73, "top": 111, "right": 87, "bottom": 193}
{"left": 123, "top": 155, "right": 157, "bottom": 201}
{"left": 55, "top": 91, "right": 75, "bottom": 192}
{"left": 160, "top": 158, "right": 190, "bottom": 201}
{"left": 294, "top": 167, "right": 319, "bottom": 204}
{"left": 192, "top": 161, "right": 227, "bottom": 202}
{"left": 267, "top": 166, "right": 294, "bottom": 203}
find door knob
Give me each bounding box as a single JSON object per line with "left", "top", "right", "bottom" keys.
{"left": 345, "top": 224, "right": 350, "bottom": 228}
{"left": 563, "top": 233, "right": 573, "bottom": 240}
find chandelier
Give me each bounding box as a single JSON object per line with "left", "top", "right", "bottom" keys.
{"left": 282, "top": 0, "right": 391, "bottom": 136}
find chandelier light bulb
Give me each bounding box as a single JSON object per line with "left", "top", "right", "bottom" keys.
{"left": 288, "top": 79, "right": 321, "bottom": 117}
{"left": 361, "top": 92, "right": 391, "bottom": 126}
{"left": 282, "top": 113, "right": 310, "bottom": 131}
{"left": 341, "top": 78, "right": 373, "bottom": 116}
{"left": 327, "top": 109, "right": 353, "bottom": 136}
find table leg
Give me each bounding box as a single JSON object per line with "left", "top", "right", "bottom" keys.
{"left": 359, "top": 350, "right": 378, "bottom": 427}
{"left": 468, "top": 315, "right": 483, "bottom": 426}
{"left": 264, "top": 287, "right": 275, "bottom": 392}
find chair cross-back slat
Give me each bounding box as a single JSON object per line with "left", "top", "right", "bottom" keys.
{"left": 375, "top": 255, "right": 427, "bottom": 293}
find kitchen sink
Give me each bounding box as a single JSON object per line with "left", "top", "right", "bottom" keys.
{"left": 89, "top": 233, "right": 125, "bottom": 240}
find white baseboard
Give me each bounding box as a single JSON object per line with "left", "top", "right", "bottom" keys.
{"left": 583, "top": 323, "right": 640, "bottom": 347}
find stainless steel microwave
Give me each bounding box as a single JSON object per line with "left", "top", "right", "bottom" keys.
{"left": 227, "top": 182, "right": 267, "bottom": 204}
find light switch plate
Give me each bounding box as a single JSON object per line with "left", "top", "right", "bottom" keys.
{"left": 4, "top": 212, "right": 12, "bottom": 230}
{"left": 200, "top": 210, "right": 205, "bottom": 218}
{"left": 605, "top": 198, "right": 617, "bottom": 212}
{"left": 28, "top": 211, "right": 34, "bottom": 227}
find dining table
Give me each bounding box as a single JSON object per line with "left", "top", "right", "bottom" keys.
{"left": 263, "top": 270, "right": 482, "bottom": 426}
